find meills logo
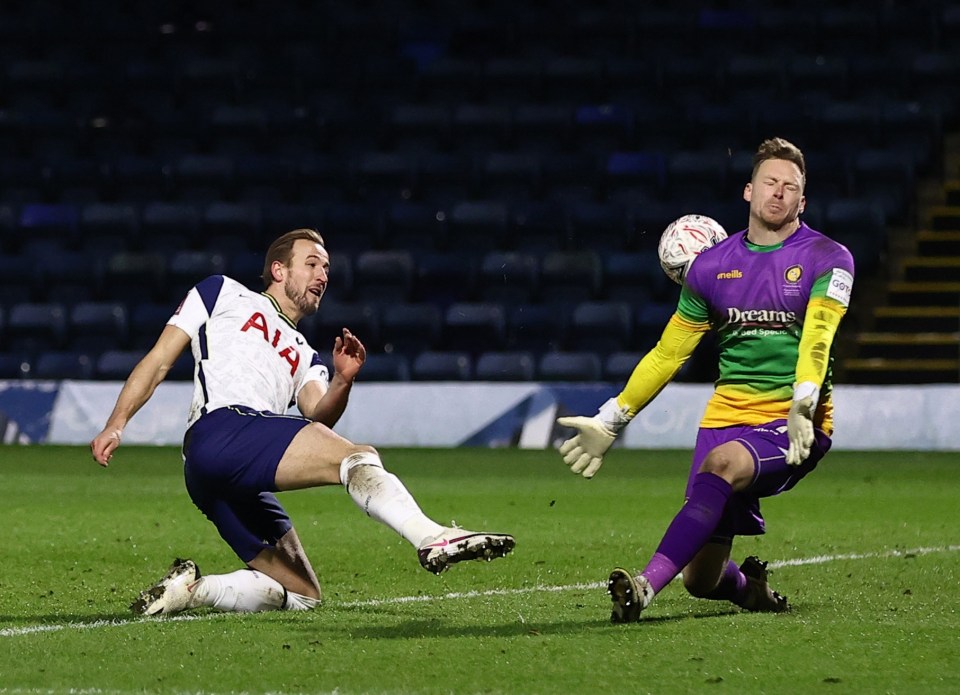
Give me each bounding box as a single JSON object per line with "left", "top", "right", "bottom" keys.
{"left": 716, "top": 269, "right": 743, "bottom": 280}
{"left": 726, "top": 307, "right": 797, "bottom": 324}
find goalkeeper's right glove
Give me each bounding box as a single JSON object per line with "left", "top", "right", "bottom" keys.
{"left": 556, "top": 397, "right": 633, "bottom": 479}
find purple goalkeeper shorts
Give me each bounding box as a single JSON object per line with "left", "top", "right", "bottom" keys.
{"left": 182, "top": 405, "right": 312, "bottom": 562}
{"left": 688, "top": 420, "right": 832, "bottom": 539}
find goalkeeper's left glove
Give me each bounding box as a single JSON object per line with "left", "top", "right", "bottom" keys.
{"left": 556, "top": 397, "right": 633, "bottom": 479}
{"left": 786, "top": 381, "right": 820, "bottom": 466}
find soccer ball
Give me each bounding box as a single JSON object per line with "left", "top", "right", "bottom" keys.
{"left": 657, "top": 214, "right": 728, "bottom": 285}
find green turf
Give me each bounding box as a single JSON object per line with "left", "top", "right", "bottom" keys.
{"left": 1, "top": 446, "right": 958, "bottom": 694}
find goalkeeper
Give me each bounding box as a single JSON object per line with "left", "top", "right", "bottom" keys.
{"left": 557, "top": 138, "right": 855, "bottom": 622}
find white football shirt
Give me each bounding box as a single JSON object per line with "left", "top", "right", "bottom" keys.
{"left": 167, "top": 275, "right": 329, "bottom": 427}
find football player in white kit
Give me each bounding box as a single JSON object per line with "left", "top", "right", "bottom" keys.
{"left": 91, "top": 229, "right": 515, "bottom": 615}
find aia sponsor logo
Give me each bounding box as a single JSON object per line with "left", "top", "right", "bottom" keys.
{"left": 240, "top": 312, "right": 301, "bottom": 375}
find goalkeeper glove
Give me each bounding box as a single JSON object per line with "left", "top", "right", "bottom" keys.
{"left": 556, "top": 397, "right": 633, "bottom": 478}
{"left": 786, "top": 381, "right": 819, "bottom": 466}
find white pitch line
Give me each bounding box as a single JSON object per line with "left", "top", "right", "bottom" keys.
{"left": 2, "top": 544, "right": 957, "bottom": 638}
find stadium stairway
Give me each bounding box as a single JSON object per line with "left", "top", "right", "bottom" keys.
{"left": 841, "top": 135, "right": 960, "bottom": 384}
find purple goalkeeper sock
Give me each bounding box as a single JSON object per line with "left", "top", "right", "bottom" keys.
{"left": 640, "top": 472, "right": 733, "bottom": 594}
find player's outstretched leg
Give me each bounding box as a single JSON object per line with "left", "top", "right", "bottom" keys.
{"left": 417, "top": 529, "right": 516, "bottom": 575}
{"left": 131, "top": 558, "right": 200, "bottom": 616}
{"left": 607, "top": 568, "right": 654, "bottom": 623}
{"left": 736, "top": 556, "right": 790, "bottom": 612}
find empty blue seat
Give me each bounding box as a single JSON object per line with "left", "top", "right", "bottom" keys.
{"left": 574, "top": 104, "right": 634, "bottom": 152}
{"left": 173, "top": 154, "right": 235, "bottom": 201}
{"left": 447, "top": 200, "right": 509, "bottom": 253}
{"left": 475, "top": 351, "right": 535, "bottom": 382}
{"left": 7, "top": 302, "right": 67, "bottom": 352}
{"left": 350, "top": 151, "right": 417, "bottom": 202}
{"left": 478, "top": 251, "right": 539, "bottom": 304}
{"left": 168, "top": 250, "right": 229, "bottom": 299}
{"left": 478, "top": 152, "right": 541, "bottom": 201}
{"left": 356, "top": 353, "right": 410, "bottom": 382}
{"left": 379, "top": 303, "right": 442, "bottom": 356}
{"left": 203, "top": 202, "right": 263, "bottom": 244}
{"left": 605, "top": 152, "right": 666, "bottom": 199}
{"left": 353, "top": 250, "right": 414, "bottom": 304}
{"left": 509, "top": 201, "right": 568, "bottom": 253}
{"left": 511, "top": 103, "right": 572, "bottom": 152}
{"left": 141, "top": 202, "right": 201, "bottom": 239}
{"left": 635, "top": 302, "right": 676, "bottom": 350}
{"left": 128, "top": 302, "right": 176, "bottom": 349}
{"left": 413, "top": 251, "right": 477, "bottom": 305}
{"left": 323, "top": 203, "right": 384, "bottom": 254}
{"left": 386, "top": 202, "right": 448, "bottom": 251}
{"left": 0, "top": 352, "right": 31, "bottom": 379}
{"left": 95, "top": 349, "right": 146, "bottom": 380}
{"left": 452, "top": 104, "right": 511, "bottom": 152}
{"left": 443, "top": 302, "right": 507, "bottom": 354}
{"left": 306, "top": 301, "right": 380, "bottom": 353}
{"left": 506, "top": 303, "right": 567, "bottom": 353}
{"left": 69, "top": 301, "right": 128, "bottom": 352}
{"left": 568, "top": 301, "right": 633, "bottom": 355}
{"left": 604, "top": 351, "right": 644, "bottom": 382}
{"left": 539, "top": 251, "right": 602, "bottom": 303}
{"left": 19, "top": 203, "right": 79, "bottom": 244}
{"left": 386, "top": 103, "right": 451, "bottom": 151}
{"left": 104, "top": 251, "right": 166, "bottom": 304}
{"left": 537, "top": 351, "right": 602, "bottom": 382}
{"left": 569, "top": 201, "right": 633, "bottom": 252}
{"left": 79, "top": 202, "right": 139, "bottom": 240}
{"left": 411, "top": 351, "right": 472, "bottom": 381}
{"left": 34, "top": 350, "right": 95, "bottom": 380}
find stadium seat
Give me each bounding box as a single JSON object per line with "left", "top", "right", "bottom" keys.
{"left": 141, "top": 202, "right": 202, "bottom": 242}
{"left": 568, "top": 201, "right": 633, "bottom": 253}
{"left": 537, "top": 351, "right": 602, "bottom": 382}
{"left": 413, "top": 251, "right": 477, "bottom": 306}
{"left": 349, "top": 151, "right": 418, "bottom": 203}
{"left": 385, "top": 202, "right": 448, "bottom": 251}
{"left": 573, "top": 104, "right": 634, "bottom": 153}
{"left": 0, "top": 352, "right": 31, "bottom": 379}
{"left": 352, "top": 250, "right": 415, "bottom": 304}
{"left": 478, "top": 251, "right": 540, "bottom": 304}
{"left": 477, "top": 151, "right": 541, "bottom": 202}
{"left": 635, "top": 302, "right": 676, "bottom": 351}
{"left": 603, "top": 351, "right": 644, "bottom": 382}
{"left": 379, "top": 302, "right": 443, "bottom": 356}
{"left": 34, "top": 350, "right": 95, "bottom": 380}
{"left": 95, "top": 349, "right": 146, "bottom": 380}
{"left": 103, "top": 251, "right": 166, "bottom": 302}
{"left": 167, "top": 250, "right": 229, "bottom": 299}
{"left": 447, "top": 200, "right": 509, "bottom": 253}
{"left": 305, "top": 301, "right": 380, "bottom": 353}
{"left": 411, "top": 350, "right": 472, "bottom": 381}
{"left": 202, "top": 202, "right": 263, "bottom": 248}
{"left": 474, "top": 350, "right": 535, "bottom": 382}
{"left": 128, "top": 302, "right": 176, "bottom": 349}
{"left": 567, "top": 301, "right": 633, "bottom": 355}
{"left": 506, "top": 303, "right": 567, "bottom": 353}
{"left": 452, "top": 104, "right": 511, "bottom": 153}
{"left": 443, "top": 302, "right": 507, "bottom": 354}
{"left": 79, "top": 202, "right": 140, "bottom": 242}
{"left": 355, "top": 353, "right": 410, "bottom": 382}
{"left": 323, "top": 203, "right": 384, "bottom": 254}
{"left": 509, "top": 200, "right": 569, "bottom": 253}
{"left": 511, "top": 103, "right": 572, "bottom": 153}
{"left": 6, "top": 302, "right": 67, "bottom": 353}
{"left": 539, "top": 250, "right": 603, "bottom": 304}
{"left": 69, "top": 301, "right": 129, "bottom": 352}
{"left": 385, "top": 103, "right": 452, "bottom": 152}
{"left": 604, "top": 151, "right": 666, "bottom": 201}
{"left": 173, "top": 154, "right": 236, "bottom": 202}
{"left": 18, "top": 203, "right": 79, "bottom": 246}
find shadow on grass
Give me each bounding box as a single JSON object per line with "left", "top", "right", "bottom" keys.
{"left": 305, "top": 605, "right": 745, "bottom": 639}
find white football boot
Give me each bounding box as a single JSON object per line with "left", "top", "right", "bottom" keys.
{"left": 417, "top": 529, "right": 515, "bottom": 575}
{"left": 130, "top": 558, "right": 201, "bottom": 616}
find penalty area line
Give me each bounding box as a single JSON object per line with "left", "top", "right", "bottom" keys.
{"left": 2, "top": 544, "right": 957, "bottom": 638}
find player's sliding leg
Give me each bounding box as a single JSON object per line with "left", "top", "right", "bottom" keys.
{"left": 276, "top": 423, "right": 515, "bottom": 575}
{"left": 338, "top": 450, "right": 515, "bottom": 574}
{"left": 131, "top": 559, "right": 320, "bottom": 616}
{"left": 683, "top": 542, "right": 790, "bottom": 612}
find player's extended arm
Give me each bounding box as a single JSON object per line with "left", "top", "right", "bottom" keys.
{"left": 557, "top": 314, "right": 707, "bottom": 478}
{"left": 298, "top": 328, "right": 366, "bottom": 427}
{"left": 787, "top": 297, "right": 847, "bottom": 466}
{"left": 90, "top": 324, "right": 191, "bottom": 466}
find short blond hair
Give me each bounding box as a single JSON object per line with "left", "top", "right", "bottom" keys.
{"left": 751, "top": 137, "right": 806, "bottom": 187}
{"left": 261, "top": 228, "right": 325, "bottom": 288}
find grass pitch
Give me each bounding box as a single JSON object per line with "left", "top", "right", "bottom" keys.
{"left": 1, "top": 446, "right": 958, "bottom": 694}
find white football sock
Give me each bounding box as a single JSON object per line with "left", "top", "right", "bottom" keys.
{"left": 339, "top": 452, "right": 445, "bottom": 547}
{"left": 190, "top": 569, "right": 286, "bottom": 612}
